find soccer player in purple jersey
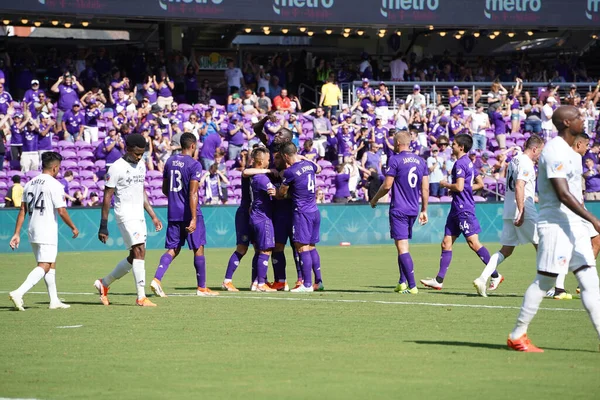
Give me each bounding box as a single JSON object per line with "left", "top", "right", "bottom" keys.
{"left": 248, "top": 147, "right": 278, "bottom": 292}
{"left": 370, "top": 131, "right": 429, "bottom": 294}
{"left": 420, "top": 134, "right": 493, "bottom": 290}
{"left": 149, "top": 133, "right": 218, "bottom": 298}
{"left": 278, "top": 142, "right": 323, "bottom": 293}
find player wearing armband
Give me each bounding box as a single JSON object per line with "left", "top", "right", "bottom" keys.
{"left": 9, "top": 152, "right": 79, "bottom": 311}
{"left": 150, "top": 133, "right": 217, "bottom": 298}
{"left": 473, "top": 135, "right": 544, "bottom": 297}
{"left": 94, "top": 134, "right": 163, "bottom": 307}
{"left": 420, "top": 134, "right": 493, "bottom": 290}
{"left": 370, "top": 130, "right": 429, "bottom": 294}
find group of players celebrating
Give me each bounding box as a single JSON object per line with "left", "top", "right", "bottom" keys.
{"left": 7, "top": 105, "right": 600, "bottom": 352}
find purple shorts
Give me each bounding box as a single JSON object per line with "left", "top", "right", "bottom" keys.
{"left": 444, "top": 211, "right": 481, "bottom": 238}
{"left": 292, "top": 210, "right": 321, "bottom": 245}
{"left": 273, "top": 211, "right": 294, "bottom": 245}
{"left": 389, "top": 211, "right": 417, "bottom": 240}
{"left": 165, "top": 215, "right": 207, "bottom": 250}
{"left": 251, "top": 218, "right": 275, "bottom": 251}
{"left": 235, "top": 208, "right": 251, "bottom": 246}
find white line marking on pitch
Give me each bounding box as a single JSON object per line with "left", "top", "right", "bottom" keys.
{"left": 56, "top": 325, "right": 83, "bottom": 329}
{"left": 0, "top": 290, "right": 583, "bottom": 312}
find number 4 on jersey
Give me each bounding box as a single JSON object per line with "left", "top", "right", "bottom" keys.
{"left": 27, "top": 192, "right": 45, "bottom": 216}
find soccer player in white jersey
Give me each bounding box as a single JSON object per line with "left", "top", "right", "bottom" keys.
{"left": 473, "top": 135, "right": 544, "bottom": 297}
{"left": 94, "top": 134, "right": 163, "bottom": 307}
{"left": 507, "top": 106, "right": 600, "bottom": 352}
{"left": 8, "top": 152, "right": 79, "bottom": 311}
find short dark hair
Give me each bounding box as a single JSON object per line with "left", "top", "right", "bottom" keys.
{"left": 279, "top": 142, "right": 298, "bottom": 157}
{"left": 42, "top": 151, "right": 63, "bottom": 170}
{"left": 63, "top": 170, "right": 73, "bottom": 178}
{"left": 454, "top": 134, "right": 473, "bottom": 153}
{"left": 180, "top": 132, "right": 196, "bottom": 150}
{"left": 525, "top": 134, "right": 544, "bottom": 150}
{"left": 125, "top": 133, "right": 147, "bottom": 149}
{"left": 11, "top": 175, "right": 21, "bottom": 183}
{"left": 251, "top": 146, "right": 269, "bottom": 160}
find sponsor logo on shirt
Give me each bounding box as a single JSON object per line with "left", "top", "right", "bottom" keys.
{"left": 552, "top": 161, "right": 564, "bottom": 172}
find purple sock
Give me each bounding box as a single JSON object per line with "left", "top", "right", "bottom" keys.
{"left": 194, "top": 256, "right": 206, "bottom": 288}
{"left": 251, "top": 253, "right": 259, "bottom": 283}
{"left": 272, "top": 251, "right": 286, "bottom": 282}
{"left": 293, "top": 248, "right": 302, "bottom": 281}
{"left": 475, "top": 246, "right": 497, "bottom": 278}
{"left": 400, "top": 253, "right": 416, "bottom": 289}
{"left": 437, "top": 250, "right": 453, "bottom": 281}
{"left": 257, "top": 253, "right": 270, "bottom": 285}
{"left": 154, "top": 253, "right": 173, "bottom": 281}
{"left": 397, "top": 254, "right": 407, "bottom": 285}
{"left": 225, "top": 251, "right": 243, "bottom": 280}
{"left": 299, "top": 251, "right": 313, "bottom": 287}
{"left": 310, "top": 249, "right": 322, "bottom": 283}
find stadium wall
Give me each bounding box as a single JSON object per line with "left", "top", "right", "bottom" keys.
{"left": 2, "top": 203, "right": 599, "bottom": 254}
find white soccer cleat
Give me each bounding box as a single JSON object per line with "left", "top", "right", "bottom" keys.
{"left": 9, "top": 291, "right": 25, "bottom": 311}
{"left": 420, "top": 277, "right": 443, "bottom": 290}
{"left": 150, "top": 278, "right": 168, "bottom": 298}
{"left": 250, "top": 282, "right": 258, "bottom": 292}
{"left": 545, "top": 288, "right": 556, "bottom": 298}
{"left": 49, "top": 301, "right": 71, "bottom": 310}
{"left": 488, "top": 274, "right": 505, "bottom": 292}
{"left": 290, "top": 285, "right": 314, "bottom": 293}
{"left": 473, "top": 277, "right": 488, "bottom": 297}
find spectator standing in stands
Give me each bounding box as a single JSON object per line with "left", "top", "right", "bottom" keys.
{"left": 319, "top": 73, "right": 342, "bottom": 118}
{"left": 51, "top": 73, "right": 84, "bottom": 125}
{"left": 286, "top": 113, "right": 303, "bottom": 148}
{"left": 273, "top": 89, "right": 293, "bottom": 113}
{"left": 448, "top": 86, "right": 467, "bottom": 118}
{"left": 541, "top": 96, "right": 556, "bottom": 140}
{"left": 0, "top": 81, "right": 14, "bottom": 116}
{"left": 225, "top": 59, "right": 244, "bottom": 95}
{"left": 227, "top": 115, "right": 247, "bottom": 161}
{"left": 300, "top": 139, "right": 319, "bottom": 161}
{"left": 20, "top": 113, "right": 39, "bottom": 173}
{"left": 584, "top": 157, "right": 600, "bottom": 200}
{"left": 5, "top": 110, "right": 25, "bottom": 171}
{"left": 333, "top": 164, "right": 351, "bottom": 203}
{"left": 486, "top": 81, "right": 508, "bottom": 121}
{"left": 102, "top": 128, "right": 125, "bottom": 171}
{"left": 200, "top": 164, "right": 229, "bottom": 205}
{"left": 155, "top": 71, "right": 175, "bottom": 109}
{"left": 37, "top": 113, "right": 55, "bottom": 162}
{"left": 390, "top": 52, "right": 408, "bottom": 82}
{"left": 199, "top": 119, "right": 222, "bottom": 171}
{"left": 4, "top": 175, "right": 23, "bottom": 207}
{"left": 427, "top": 144, "right": 445, "bottom": 197}
{"left": 198, "top": 79, "right": 213, "bottom": 105}
{"left": 83, "top": 98, "right": 102, "bottom": 144}
{"left": 510, "top": 78, "right": 523, "bottom": 134}
{"left": 406, "top": 84, "right": 425, "bottom": 112}
{"left": 61, "top": 101, "right": 85, "bottom": 142}
{"left": 374, "top": 82, "right": 391, "bottom": 120}
{"left": 356, "top": 78, "right": 373, "bottom": 112}
{"left": 23, "top": 79, "right": 43, "bottom": 119}
{"left": 303, "top": 107, "right": 331, "bottom": 158}
{"left": 256, "top": 88, "right": 272, "bottom": 114}
{"left": 466, "top": 103, "right": 489, "bottom": 151}
{"left": 59, "top": 170, "right": 76, "bottom": 203}
{"left": 524, "top": 97, "right": 542, "bottom": 134}
{"left": 361, "top": 142, "right": 382, "bottom": 176}
{"left": 183, "top": 62, "right": 199, "bottom": 105}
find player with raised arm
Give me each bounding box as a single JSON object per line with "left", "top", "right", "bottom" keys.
{"left": 278, "top": 142, "right": 323, "bottom": 293}
{"left": 420, "top": 134, "right": 493, "bottom": 290}
{"left": 473, "top": 135, "right": 545, "bottom": 297}
{"left": 150, "top": 133, "right": 217, "bottom": 298}
{"left": 8, "top": 152, "right": 79, "bottom": 311}
{"left": 507, "top": 106, "right": 600, "bottom": 352}
{"left": 94, "top": 134, "right": 163, "bottom": 307}
{"left": 370, "top": 131, "right": 429, "bottom": 294}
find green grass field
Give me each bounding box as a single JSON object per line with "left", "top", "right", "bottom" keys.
{"left": 1, "top": 243, "right": 599, "bottom": 400}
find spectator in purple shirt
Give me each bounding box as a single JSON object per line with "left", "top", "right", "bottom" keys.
{"left": 584, "top": 157, "right": 600, "bottom": 201}
{"left": 51, "top": 73, "right": 84, "bottom": 125}
{"left": 102, "top": 128, "right": 125, "bottom": 170}
{"left": 22, "top": 79, "right": 43, "bottom": 118}
{"left": 62, "top": 101, "right": 85, "bottom": 142}
{"left": 155, "top": 71, "right": 175, "bottom": 109}
{"left": 227, "top": 115, "right": 248, "bottom": 161}
{"left": 0, "top": 82, "right": 14, "bottom": 116}
{"left": 333, "top": 164, "right": 351, "bottom": 203}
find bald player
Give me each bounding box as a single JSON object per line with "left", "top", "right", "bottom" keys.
{"left": 370, "top": 131, "right": 429, "bottom": 294}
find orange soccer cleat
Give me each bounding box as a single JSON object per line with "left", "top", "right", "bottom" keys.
{"left": 221, "top": 281, "right": 239, "bottom": 292}
{"left": 507, "top": 334, "right": 544, "bottom": 353}
{"left": 136, "top": 297, "right": 157, "bottom": 307}
{"left": 197, "top": 287, "right": 219, "bottom": 296}
{"left": 292, "top": 280, "right": 304, "bottom": 290}
{"left": 93, "top": 279, "right": 110, "bottom": 306}
{"left": 269, "top": 281, "right": 289, "bottom": 291}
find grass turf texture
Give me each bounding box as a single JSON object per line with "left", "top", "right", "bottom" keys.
{"left": 1, "top": 243, "right": 599, "bottom": 400}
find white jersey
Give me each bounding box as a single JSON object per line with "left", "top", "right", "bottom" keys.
{"left": 503, "top": 153, "right": 538, "bottom": 221}
{"left": 105, "top": 157, "right": 146, "bottom": 224}
{"left": 537, "top": 136, "right": 583, "bottom": 226}
{"left": 22, "top": 173, "right": 67, "bottom": 245}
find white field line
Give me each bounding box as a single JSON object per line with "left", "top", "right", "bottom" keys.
{"left": 0, "top": 290, "right": 584, "bottom": 312}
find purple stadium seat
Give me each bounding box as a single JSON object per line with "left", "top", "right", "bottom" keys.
{"left": 69, "top": 180, "right": 82, "bottom": 191}
{"left": 58, "top": 140, "right": 75, "bottom": 150}
{"left": 151, "top": 189, "right": 165, "bottom": 199}
{"left": 179, "top": 104, "right": 193, "bottom": 112}
{"left": 61, "top": 150, "right": 78, "bottom": 160}
{"left": 79, "top": 160, "right": 95, "bottom": 171}
{"left": 78, "top": 150, "right": 95, "bottom": 160}
{"left": 61, "top": 160, "right": 78, "bottom": 170}
{"left": 26, "top": 170, "right": 41, "bottom": 179}
{"left": 231, "top": 177, "right": 241, "bottom": 188}
{"left": 75, "top": 142, "right": 94, "bottom": 151}
{"left": 233, "top": 188, "right": 242, "bottom": 197}
{"left": 148, "top": 180, "right": 162, "bottom": 190}
{"left": 0, "top": 181, "right": 7, "bottom": 190}
{"left": 81, "top": 179, "right": 97, "bottom": 189}
{"left": 440, "top": 196, "right": 452, "bottom": 203}
{"left": 228, "top": 169, "right": 241, "bottom": 179}
{"left": 474, "top": 195, "right": 487, "bottom": 202}
{"left": 153, "top": 198, "right": 169, "bottom": 206}
{"left": 428, "top": 196, "right": 440, "bottom": 203}
{"left": 147, "top": 170, "right": 162, "bottom": 179}
{"left": 79, "top": 170, "right": 96, "bottom": 179}
{"left": 96, "top": 181, "right": 105, "bottom": 191}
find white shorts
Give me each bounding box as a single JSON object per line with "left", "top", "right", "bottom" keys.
{"left": 31, "top": 243, "right": 58, "bottom": 263}
{"left": 537, "top": 223, "right": 595, "bottom": 275}
{"left": 83, "top": 126, "right": 99, "bottom": 144}
{"left": 117, "top": 219, "right": 147, "bottom": 250}
{"left": 500, "top": 219, "right": 538, "bottom": 246}
{"left": 21, "top": 151, "right": 40, "bottom": 172}
{"left": 583, "top": 220, "right": 600, "bottom": 238}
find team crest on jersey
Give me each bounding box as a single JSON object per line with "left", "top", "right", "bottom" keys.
{"left": 552, "top": 162, "right": 564, "bottom": 172}
{"left": 557, "top": 255, "right": 567, "bottom": 267}
{"left": 105, "top": 173, "right": 111, "bottom": 181}
{"left": 133, "top": 232, "right": 141, "bottom": 240}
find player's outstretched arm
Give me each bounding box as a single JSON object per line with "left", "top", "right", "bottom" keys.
{"left": 57, "top": 208, "right": 79, "bottom": 238}
{"left": 370, "top": 176, "right": 393, "bottom": 208}
{"left": 551, "top": 178, "right": 600, "bottom": 232}
{"left": 242, "top": 168, "right": 271, "bottom": 178}
{"left": 252, "top": 115, "right": 270, "bottom": 146}
{"left": 10, "top": 202, "right": 27, "bottom": 250}
{"left": 420, "top": 175, "right": 429, "bottom": 225}
{"left": 98, "top": 187, "right": 114, "bottom": 244}
{"left": 144, "top": 190, "right": 163, "bottom": 232}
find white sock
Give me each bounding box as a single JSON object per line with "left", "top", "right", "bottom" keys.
{"left": 480, "top": 252, "right": 505, "bottom": 281}
{"left": 102, "top": 258, "right": 132, "bottom": 287}
{"left": 555, "top": 273, "right": 566, "bottom": 290}
{"left": 44, "top": 269, "right": 60, "bottom": 304}
{"left": 223, "top": 279, "right": 232, "bottom": 283}
{"left": 14, "top": 267, "right": 46, "bottom": 297}
{"left": 510, "top": 273, "right": 556, "bottom": 340}
{"left": 575, "top": 267, "right": 600, "bottom": 340}
{"left": 131, "top": 259, "right": 146, "bottom": 300}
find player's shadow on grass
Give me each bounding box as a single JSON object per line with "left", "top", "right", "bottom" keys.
{"left": 407, "top": 340, "right": 598, "bottom": 353}
{"left": 427, "top": 290, "right": 523, "bottom": 299}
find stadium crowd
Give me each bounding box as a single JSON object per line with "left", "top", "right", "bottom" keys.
{"left": 1, "top": 46, "right": 600, "bottom": 207}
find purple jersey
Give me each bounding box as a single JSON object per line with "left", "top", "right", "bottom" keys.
{"left": 449, "top": 155, "right": 476, "bottom": 216}
{"left": 0, "top": 91, "right": 13, "bottom": 115}
{"left": 23, "top": 89, "right": 43, "bottom": 117}
{"left": 10, "top": 124, "right": 23, "bottom": 146}
{"left": 510, "top": 97, "right": 520, "bottom": 110}
{"left": 356, "top": 87, "right": 373, "bottom": 110}
{"left": 158, "top": 83, "right": 172, "bottom": 98}
{"left": 585, "top": 165, "right": 600, "bottom": 193}
{"left": 37, "top": 124, "right": 52, "bottom": 151}
{"left": 145, "top": 85, "right": 158, "bottom": 104}
{"left": 85, "top": 107, "right": 102, "bottom": 127}
{"left": 250, "top": 174, "right": 275, "bottom": 222}
{"left": 449, "top": 96, "right": 464, "bottom": 116}
{"left": 334, "top": 173, "right": 350, "bottom": 198}
{"left": 228, "top": 123, "right": 244, "bottom": 146}
{"left": 430, "top": 124, "right": 446, "bottom": 140}
{"left": 336, "top": 130, "right": 355, "bottom": 156}
{"left": 57, "top": 84, "right": 80, "bottom": 111}
{"left": 449, "top": 119, "right": 464, "bottom": 138}
{"left": 199, "top": 132, "right": 221, "bottom": 160}
{"left": 409, "top": 140, "right": 421, "bottom": 154}
{"left": 164, "top": 154, "right": 203, "bottom": 222}
{"left": 22, "top": 126, "right": 38, "bottom": 152}
{"left": 204, "top": 174, "right": 221, "bottom": 200}
{"left": 282, "top": 159, "right": 319, "bottom": 213}
{"left": 63, "top": 110, "right": 85, "bottom": 135}
{"left": 300, "top": 148, "right": 319, "bottom": 161}
{"left": 374, "top": 89, "right": 389, "bottom": 107}
{"left": 264, "top": 121, "right": 280, "bottom": 144}
{"left": 168, "top": 111, "right": 185, "bottom": 131}
{"left": 104, "top": 136, "right": 124, "bottom": 165}
{"left": 386, "top": 151, "right": 428, "bottom": 215}
{"left": 373, "top": 126, "right": 388, "bottom": 145}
